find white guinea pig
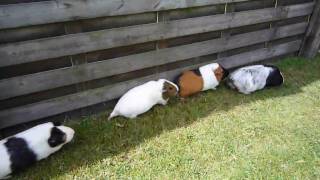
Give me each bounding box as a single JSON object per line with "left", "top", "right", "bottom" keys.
{"left": 0, "top": 122, "right": 74, "bottom": 179}
{"left": 226, "top": 64, "right": 284, "bottom": 94}
{"left": 108, "top": 79, "right": 179, "bottom": 119}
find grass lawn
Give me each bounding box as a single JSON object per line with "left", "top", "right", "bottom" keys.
{"left": 14, "top": 56, "right": 320, "bottom": 179}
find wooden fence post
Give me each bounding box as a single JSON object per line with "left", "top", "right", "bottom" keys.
{"left": 300, "top": 0, "right": 320, "bottom": 58}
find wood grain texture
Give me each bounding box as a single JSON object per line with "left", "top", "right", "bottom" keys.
{"left": 0, "top": 2, "right": 314, "bottom": 67}
{"left": 0, "top": 40, "right": 301, "bottom": 129}
{"left": 0, "top": 0, "right": 250, "bottom": 29}
{"left": 0, "top": 22, "right": 308, "bottom": 100}
{"left": 0, "top": 23, "right": 65, "bottom": 44}
{"left": 218, "top": 40, "right": 302, "bottom": 68}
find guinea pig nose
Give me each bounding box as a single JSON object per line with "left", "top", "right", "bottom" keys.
{"left": 60, "top": 126, "right": 75, "bottom": 143}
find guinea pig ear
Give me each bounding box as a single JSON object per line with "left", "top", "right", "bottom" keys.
{"left": 213, "top": 65, "right": 224, "bottom": 82}
{"left": 162, "top": 81, "right": 178, "bottom": 99}
{"left": 48, "top": 127, "right": 67, "bottom": 147}
{"left": 52, "top": 121, "right": 62, "bottom": 126}
{"left": 162, "top": 81, "right": 170, "bottom": 91}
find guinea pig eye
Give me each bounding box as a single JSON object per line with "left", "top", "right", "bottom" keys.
{"left": 48, "top": 127, "right": 67, "bottom": 147}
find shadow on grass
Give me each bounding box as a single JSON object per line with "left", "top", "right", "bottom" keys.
{"left": 14, "top": 56, "right": 320, "bottom": 179}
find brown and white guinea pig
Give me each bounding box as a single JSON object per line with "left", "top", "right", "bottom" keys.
{"left": 174, "top": 63, "right": 229, "bottom": 98}
{"left": 226, "top": 64, "right": 284, "bottom": 94}
{"left": 108, "top": 79, "right": 179, "bottom": 119}
{"left": 0, "top": 122, "right": 74, "bottom": 179}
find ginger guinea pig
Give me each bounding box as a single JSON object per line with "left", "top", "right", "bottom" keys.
{"left": 174, "top": 63, "right": 229, "bottom": 98}
{"left": 108, "top": 79, "right": 178, "bottom": 119}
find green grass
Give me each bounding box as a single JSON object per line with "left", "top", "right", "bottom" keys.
{"left": 15, "top": 56, "right": 320, "bottom": 179}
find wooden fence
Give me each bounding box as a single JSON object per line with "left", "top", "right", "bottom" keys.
{"left": 0, "top": 0, "right": 319, "bottom": 129}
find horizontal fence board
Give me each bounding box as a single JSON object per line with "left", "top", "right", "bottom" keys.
{"left": 158, "top": 3, "right": 225, "bottom": 21}
{"left": 0, "top": 0, "right": 250, "bottom": 29}
{"left": 0, "top": 40, "right": 301, "bottom": 129}
{"left": 0, "top": 23, "right": 65, "bottom": 44}
{"left": 0, "top": 2, "right": 314, "bottom": 67}
{"left": 234, "top": 0, "right": 274, "bottom": 12}
{"left": 218, "top": 40, "right": 301, "bottom": 68}
{"left": 0, "top": 56, "right": 71, "bottom": 80}
{"left": 0, "top": 0, "right": 47, "bottom": 5}
{"left": 68, "top": 12, "right": 157, "bottom": 34}
{"left": 0, "top": 22, "right": 308, "bottom": 100}
{"left": 278, "top": 0, "right": 313, "bottom": 6}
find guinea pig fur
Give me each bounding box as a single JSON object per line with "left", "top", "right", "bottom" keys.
{"left": 174, "top": 63, "right": 228, "bottom": 97}
{"left": 108, "top": 79, "right": 179, "bottom": 120}
{"left": 226, "top": 64, "right": 284, "bottom": 94}
{"left": 0, "top": 122, "right": 74, "bottom": 179}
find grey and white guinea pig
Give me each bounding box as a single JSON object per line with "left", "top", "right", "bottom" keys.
{"left": 0, "top": 122, "right": 74, "bottom": 179}
{"left": 174, "top": 63, "right": 229, "bottom": 98}
{"left": 108, "top": 79, "right": 179, "bottom": 120}
{"left": 226, "top": 64, "right": 284, "bottom": 94}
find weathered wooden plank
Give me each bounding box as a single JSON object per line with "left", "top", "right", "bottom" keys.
{"left": 234, "top": 0, "right": 274, "bottom": 12}
{"left": 285, "top": 2, "right": 314, "bottom": 17}
{"left": 278, "top": 0, "right": 313, "bottom": 6}
{"left": 0, "top": 40, "right": 301, "bottom": 129}
{"left": 164, "top": 30, "right": 221, "bottom": 48}
{"left": 0, "top": 22, "right": 308, "bottom": 100}
{"left": 0, "top": 0, "right": 45, "bottom": 5}
{"left": 218, "top": 40, "right": 302, "bottom": 68}
{"left": 0, "top": 2, "right": 314, "bottom": 67}
{"left": 0, "top": 56, "right": 71, "bottom": 80}
{"left": 0, "top": 0, "right": 46, "bottom": 5}
{"left": 0, "top": 0, "right": 250, "bottom": 29}
{"left": 72, "top": 12, "right": 157, "bottom": 33}
{"left": 275, "top": 16, "right": 309, "bottom": 27}
{"left": 300, "top": 0, "right": 320, "bottom": 58}
{"left": 0, "top": 23, "right": 65, "bottom": 44}
{"left": 85, "top": 42, "right": 156, "bottom": 63}
{"left": 158, "top": 3, "right": 225, "bottom": 21}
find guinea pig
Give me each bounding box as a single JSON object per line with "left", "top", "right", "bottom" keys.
{"left": 0, "top": 122, "right": 74, "bottom": 179}
{"left": 226, "top": 64, "right": 284, "bottom": 94}
{"left": 174, "top": 63, "right": 229, "bottom": 98}
{"left": 108, "top": 79, "right": 179, "bottom": 120}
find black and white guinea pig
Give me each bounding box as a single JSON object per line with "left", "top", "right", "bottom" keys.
{"left": 174, "top": 63, "right": 229, "bottom": 98}
{"left": 108, "top": 79, "right": 179, "bottom": 119}
{"left": 0, "top": 122, "right": 74, "bottom": 179}
{"left": 226, "top": 64, "right": 284, "bottom": 94}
